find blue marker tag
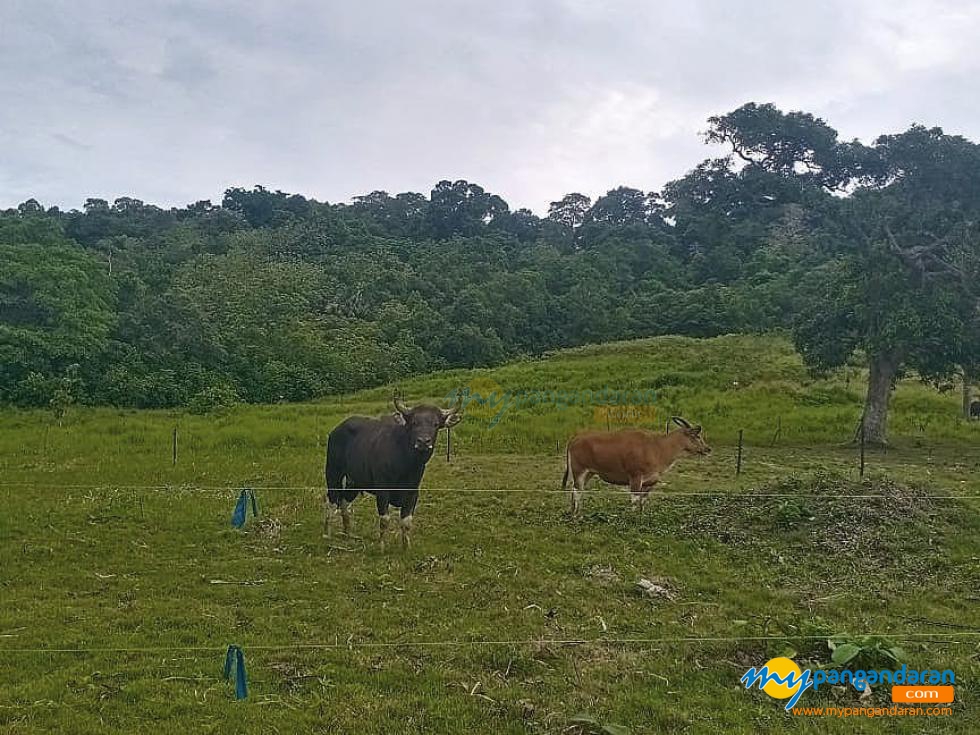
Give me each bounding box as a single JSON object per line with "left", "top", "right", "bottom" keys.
{"left": 231, "top": 490, "right": 248, "bottom": 528}
{"left": 223, "top": 645, "right": 248, "bottom": 699}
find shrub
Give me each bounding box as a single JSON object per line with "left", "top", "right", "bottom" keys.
{"left": 188, "top": 385, "right": 240, "bottom": 415}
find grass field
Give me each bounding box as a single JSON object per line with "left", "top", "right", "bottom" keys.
{"left": 1, "top": 334, "right": 978, "bottom": 733}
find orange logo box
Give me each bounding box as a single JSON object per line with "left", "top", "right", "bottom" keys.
{"left": 892, "top": 686, "right": 954, "bottom": 703}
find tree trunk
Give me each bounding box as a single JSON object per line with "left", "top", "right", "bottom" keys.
{"left": 861, "top": 352, "right": 899, "bottom": 446}
{"left": 964, "top": 367, "right": 975, "bottom": 420}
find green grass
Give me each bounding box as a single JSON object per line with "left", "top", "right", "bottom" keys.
{"left": 1, "top": 334, "right": 978, "bottom": 733}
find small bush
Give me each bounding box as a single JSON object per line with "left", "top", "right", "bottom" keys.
{"left": 188, "top": 385, "right": 240, "bottom": 415}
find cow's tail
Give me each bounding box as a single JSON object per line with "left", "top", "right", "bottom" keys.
{"left": 561, "top": 442, "right": 570, "bottom": 491}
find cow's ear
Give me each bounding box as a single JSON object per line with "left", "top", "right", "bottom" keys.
{"left": 391, "top": 411, "right": 407, "bottom": 426}
{"left": 443, "top": 411, "right": 462, "bottom": 428}
{"left": 692, "top": 424, "right": 702, "bottom": 435}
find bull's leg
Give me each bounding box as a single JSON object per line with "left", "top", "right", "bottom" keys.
{"left": 339, "top": 498, "right": 352, "bottom": 534}
{"left": 376, "top": 495, "right": 393, "bottom": 548}
{"left": 400, "top": 514, "right": 413, "bottom": 549}
{"left": 400, "top": 493, "right": 419, "bottom": 549}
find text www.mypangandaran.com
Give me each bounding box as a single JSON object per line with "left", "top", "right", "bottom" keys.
{"left": 791, "top": 705, "right": 952, "bottom": 718}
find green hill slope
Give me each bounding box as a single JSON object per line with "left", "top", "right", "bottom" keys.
{"left": 354, "top": 333, "right": 975, "bottom": 452}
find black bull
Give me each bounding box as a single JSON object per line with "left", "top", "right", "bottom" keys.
{"left": 324, "top": 397, "right": 462, "bottom": 547}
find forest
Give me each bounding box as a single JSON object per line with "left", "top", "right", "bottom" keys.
{"left": 2, "top": 102, "right": 979, "bottom": 444}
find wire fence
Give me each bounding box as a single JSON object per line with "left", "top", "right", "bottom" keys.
{"left": 5, "top": 429, "right": 979, "bottom": 701}
{"left": 2, "top": 631, "right": 979, "bottom": 656}
{"left": 1, "top": 481, "right": 978, "bottom": 500}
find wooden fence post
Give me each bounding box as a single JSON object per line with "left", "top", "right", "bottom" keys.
{"left": 736, "top": 429, "right": 744, "bottom": 477}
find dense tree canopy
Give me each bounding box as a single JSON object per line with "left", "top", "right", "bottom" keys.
{"left": 1, "top": 102, "right": 977, "bottom": 443}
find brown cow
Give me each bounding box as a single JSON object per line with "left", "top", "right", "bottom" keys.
{"left": 561, "top": 416, "right": 711, "bottom": 513}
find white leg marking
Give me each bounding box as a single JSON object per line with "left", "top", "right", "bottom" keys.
{"left": 571, "top": 471, "right": 590, "bottom": 514}
{"left": 340, "top": 500, "right": 352, "bottom": 534}
{"left": 400, "top": 515, "right": 413, "bottom": 548}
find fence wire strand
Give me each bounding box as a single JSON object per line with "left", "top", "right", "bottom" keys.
{"left": 1, "top": 631, "right": 978, "bottom": 655}
{"left": 0, "top": 481, "right": 976, "bottom": 500}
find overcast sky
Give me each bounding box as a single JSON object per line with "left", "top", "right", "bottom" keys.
{"left": 2, "top": 0, "right": 979, "bottom": 214}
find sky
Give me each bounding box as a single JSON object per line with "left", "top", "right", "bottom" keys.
{"left": 2, "top": 0, "right": 980, "bottom": 214}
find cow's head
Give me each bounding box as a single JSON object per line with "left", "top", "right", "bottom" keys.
{"left": 394, "top": 394, "right": 463, "bottom": 454}
{"left": 671, "top": 416, "right": 711, "bottom": 456}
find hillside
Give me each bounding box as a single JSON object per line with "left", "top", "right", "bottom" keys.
{"left": 2, "top": 333, "right": 975, "bottom": 491}
{"left": 354, "top": 333, "right": 976, "bottom": 451}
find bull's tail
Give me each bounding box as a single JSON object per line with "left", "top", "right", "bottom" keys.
{"left": 324, "top": 432, "right": 347, "bottom": 536}
{"left": 325, "top": 443, "right": 345, "bottom": 506}
{"left": 325, "top": 462, "right": 345, "bottom": 507}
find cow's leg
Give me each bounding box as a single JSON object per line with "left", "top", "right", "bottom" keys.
{"left": 376, "top": 494, "right": 393, "bottom": 548}
{"left": 633, "top": 475, "right": 658, "bottom": 512}
{"left": 639, "top": 479, "right": 657, "bottom": 511}
{"left": 629, "top": 475, "right": 646, "bottom": 511}
{"left": 571, "top": 470, "right": 591, "bottom": 514}
{"left": 400, "top": 493, "right": 419, "bottom": 549}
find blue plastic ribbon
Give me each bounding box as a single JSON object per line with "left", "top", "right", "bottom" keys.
{"left": 231, "top": 488, "right": 259, "bottom": 528}
{"left": 223, "top": 645, "right": 248, "bottom": 699}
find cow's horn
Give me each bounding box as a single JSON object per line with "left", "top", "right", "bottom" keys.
{"left": 671, "top": 416, "right": 692, "bottom": 428}
{"left": 393, "top": 395, "right": 411, "bottom": 416}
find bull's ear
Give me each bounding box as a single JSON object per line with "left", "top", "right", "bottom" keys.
{"left": 443, "top": 411, "right": 462, "bottom": 428}
{"left": 692, "top": 424, "right": 702, "bottom": 435}
{"left": 391, "top": 411, "right": 407, "bottom": 426}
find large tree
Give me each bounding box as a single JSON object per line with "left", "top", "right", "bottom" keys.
{"left": 699, "top": 105, "right": 980, "bottom": 444}
{"left": 794, "top": 126, "right": 980, "bottom": 443}
{"left": 427, "top": 180, "right": 510, "bottom": 239}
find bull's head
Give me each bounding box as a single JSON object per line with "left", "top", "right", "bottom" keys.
{"left": 671, "top": 416, "right": 711, "bottom": 456}
{"left": 393, "top": 394, "right": 463, "bottom": 454}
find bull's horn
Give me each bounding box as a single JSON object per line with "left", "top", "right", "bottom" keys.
{"left": 393, "top": 395, "right": 411, "bottom": 416}
{"left": 441, "top": 391, "right": 463, "bottom": 419}
{"left": 671, "top": 416, "right": 692, "bottom": 428}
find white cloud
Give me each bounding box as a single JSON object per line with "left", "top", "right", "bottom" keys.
{"left": 1, "top": 0, "right": 978, "bottom": 213}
